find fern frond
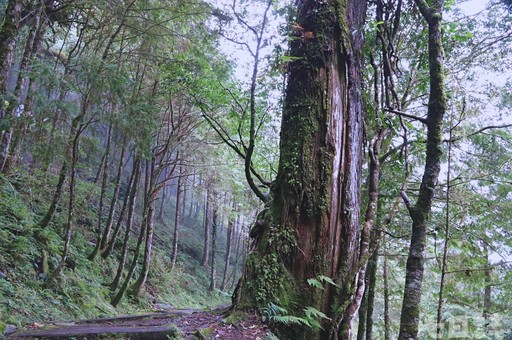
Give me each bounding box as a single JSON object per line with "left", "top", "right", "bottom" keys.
{"left": 307, "top": 278, "right": 324, "bottom": 290}
{"left": 303, "top": 306, "right": 331, "bottom": 321}
{"left": 271, "top": 315, "right": 312, "bottom": 328}
{"left": 318, "top": 275, "right": 339, "bottom": 288}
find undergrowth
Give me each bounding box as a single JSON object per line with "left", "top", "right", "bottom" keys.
{"left": 0, "top": 171, "right": 232, "bottom": 332}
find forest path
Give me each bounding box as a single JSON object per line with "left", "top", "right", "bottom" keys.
{"left": 5, "top": 306, "right": 271, "bottom": 339}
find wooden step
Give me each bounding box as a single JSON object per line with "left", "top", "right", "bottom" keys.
{"left": 6, "top": 323, "right": 180, "bottom": 339}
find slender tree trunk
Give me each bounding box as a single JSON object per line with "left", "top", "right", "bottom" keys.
{"left": 111, "top": 161, "right": 147, "bottom": 306}
{"left": 339, "top": 126, "right": 388, "bottom": 337}
{"left": 157, "top": 182, "right": 166, "bottom": 221}
{"left": 436, "top": 121, "right": 452, "bottom": 339}
{"left": 39, "top": 86, "right": 90, "bottom": 229}
{"left": 399, "top": 1, "right": 446, "bottom": 338}
{"left": 194, "top": 176, "right": 203, "bottom": 216}
{"left": 209, "top": 207, "right": 218, "bottom": 292}
{"left": 129, "top": 158, "right": 157, "bottom": 297}
{"left": 45, "top": 114, "right": 84, "bottom": 284}
{"left": 89, "top": 124, "right": 113, "bottom": 260}
{"left": 364, "top": 247, "right": 379, "bottom": 340}
{"left": 181, "top": 174, "right": 187, "bottom": 218}
{"left": 231, "top": 226, "right": 243, "bottom": 290}
{"left": 111, "top": 216, "right": 146, "bottom": 306}
{"left": 188, "top": 173, "right": 196, "bottom": 218}
{"left": 171, "top": 166, "right": 183, "bottom": 269}
{"left": 483, "top": 244, "right": 491, "bottom": 337}
{"left": 39, "top": 161, "right": 67, "bottom": 229}
{"left": 1, "top": 10, "right": 38, "bottom": 172}
{"left": 157, "top": 167, "right": 170, "bottom": 222}
{"left": 383, "top": 248, "right": 391, "bottom": 340}
{"left": 99, "top": 138, "right": 127, "bottom": 254}
{"left": 221, "top": 209, "right": 236, "bottom": 291}
{"left": 0, "top": 0, "right": 20, "bottom": 120}
{"left": 110, "top": 158, "right": 140, "bottom": 291}
{"left": 356, "top": 280, "right": 368, "bottom": 340}
{"left": 201, "top": 191, "right": 211, "bottom": 267}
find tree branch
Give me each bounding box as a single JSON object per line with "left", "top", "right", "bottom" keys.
{"left": 384, "top": 108, "right": 427, "bottom": 124}
{"left": 400, "top": 190, "right": 414, "bottom": 215}
{"left": 447, "top": 123, "right": 512, "bottom": 143}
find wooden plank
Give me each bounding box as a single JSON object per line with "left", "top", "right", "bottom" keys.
{"left": 7, "top": 324, "right": 178, "bottom": 339}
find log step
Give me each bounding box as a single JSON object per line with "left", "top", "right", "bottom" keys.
{"left": 6, "top": 323, "right": 179, "bottom": 339}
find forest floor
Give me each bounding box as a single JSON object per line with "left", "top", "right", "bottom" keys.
{"left": 5, "top": 306, "right": 274, "bottom": 339}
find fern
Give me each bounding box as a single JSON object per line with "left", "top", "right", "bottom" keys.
{"left": 261, "top": 303, "right": 330, "bottom": 331}
{"left": 317, "top": 275, "right": 339, "bottom": 288}
{"left": 307, "top": 275, "right": 339, "bottom": 290}
{"left": 303, "top": 306, "right": 330, "bottom": 321}
{"left": 307, "top": 278, "right": 324, "bottom": 290}
{"left": 271, "top": 315, "right": 311, "bottom": 327}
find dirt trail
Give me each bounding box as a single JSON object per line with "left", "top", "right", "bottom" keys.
{"left": 5, "top": 307, "right": 272, "bottom": 339}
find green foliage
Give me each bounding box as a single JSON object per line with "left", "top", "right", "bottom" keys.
{"left": 307, "top": 275, "right": 339, "bottom": 291}
{"left": 0, "top": 171, "right": 233, "bottom": 329}
{"left": 260, "top": 302, "right": 330, "bottom": 331}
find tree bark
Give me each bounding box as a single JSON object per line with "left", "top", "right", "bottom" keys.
{"left": 339, "top": 126, "right": 388, "bottom": 337}
{"left": 39, "top": 161, "right": 67, "bottom": 229}
{"left": 111, "top": 160, "right": 147, "bottom": 306}
{"left": 233, "top": 0, "right": 366, "bottom": 338}
{"left": 399, "top": 1, "right": 446, "bottom": 338}
{"left": 436, "top": 120, "right": 453, "bottom": 339}
{"left": 187, "top": 173, "right": 196, "bottom": 218}
{"left": 364, "top": 247, "right": 379, "bottom": 340}
{"left": 221, "top": 208, "right": 236, "bottom": 291}
{"left": 0, "top": 0, "right": 20, "bottom": 119}
{"left": 231, "top": 223, "right": 243, "bottom": 290}
{"left": 483, "top": 244, "right": 491, "bottom": 337}
{"left": 129, "top": 158, "right": 157, "bottom": 297}
{"left": 171, "top": 166, "right": 184, "bottom": 269}
{"left": 201, "top": 191, "right": 211, "bottom": 267}
{"left": 88, "top": 123, "right": 113, "bottom": 260}
{"left": 209, "top": 206, "right": 218, "bottom": 292}
{"left": 45, "top": 111, "right": 85, "bottom": 284}
{"left": 110, "top": 157, "right": 140, "bottom": 291}
{"left": 99, "top": 137, "right": 127, "bottom": 255}
{"left": 383, "top": 250, "right": 391, "bottom": 340}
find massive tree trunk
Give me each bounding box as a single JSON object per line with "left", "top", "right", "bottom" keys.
{"left": 398, "top": 1, "right": 446, "bottom": 339}
{"left": 233, "top": 0, "right": 366, "bottom": 338}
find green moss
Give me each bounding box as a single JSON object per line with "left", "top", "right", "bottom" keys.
{"left": 196, "top": 326, "right": 214, "bottom": 339}
{"left": 223, "top": 310, "right": 249, "bottom": 325}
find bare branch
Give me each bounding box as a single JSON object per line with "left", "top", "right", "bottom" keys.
{"left": 384, "top": 108, "right": 428, "bottom": 124}
{"left": 447, "top": 123, "right": 512, "bottom": 143}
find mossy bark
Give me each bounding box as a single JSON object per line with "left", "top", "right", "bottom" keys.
{"left": 398, "top": 1, "right": 446, "bottom": 339}
{"left": 234, "top": 0, "right": 366, "bottom": 338}
{"left": 0, "top": 0, "right": 19, "bottom": 106}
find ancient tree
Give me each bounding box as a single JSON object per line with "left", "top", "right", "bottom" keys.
{"left": 234, "top": 0, "right": 366, "bottom": 338}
